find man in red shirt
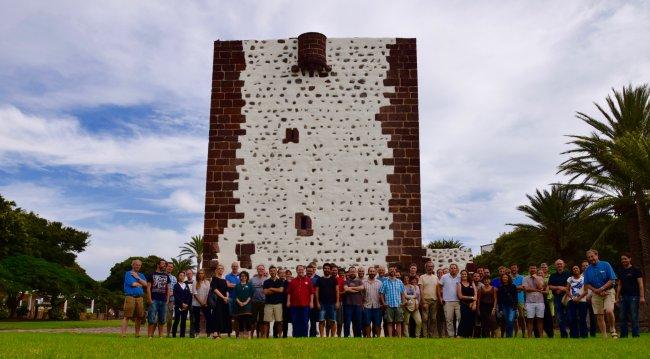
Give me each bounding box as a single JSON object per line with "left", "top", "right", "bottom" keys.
{"left": 287, "top": 264, "right": 314, "bottom": 337}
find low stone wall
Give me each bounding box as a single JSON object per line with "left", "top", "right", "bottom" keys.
{"left": 425, "top": 248, "right": 473, "bottom": 271}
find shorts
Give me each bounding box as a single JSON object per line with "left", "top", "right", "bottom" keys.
{"left": 147, "top": 299, "right": 167, "bottom": 324}
{"left": 123, "top": 296, "right": 144, "bottom": 319}
{"left": 166, "top": 301, "right": 174, "bottom": 322}
{"left": 591, "top": 289, "right": 615, "bottom": 314}
{"left": 319, "top": 304, "right": 337, "bottom": 322}
{"left": 384, "top": 307, "right": 404, "bottom": 323}
{"left": 264, "top": 303, "right": 283, "bottom": 322}
{"left": 252, "top": 301, "right": 265, "bottom": 323}
{"left": 364, "top": 308, "right": 382, "bottom": 327}
{"left": 525, "top": 302, "right": 544, "bottom": 319}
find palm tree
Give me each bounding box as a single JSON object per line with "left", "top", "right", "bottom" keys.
{"left": 509, "top": 185, "right": 591, "bottom": 260}
{"left": 170, "top": 257, "right": 195, "bottom": 276}
{"left": 559, "top": 84, "right": 650, "bottom": 269}
{"left": 179, "top": 235, "right": 204, "bottom": 270}
{"left": 426, "top": 238, "right": 465, "bottom": 250}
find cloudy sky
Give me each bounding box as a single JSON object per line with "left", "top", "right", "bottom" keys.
{"left": 1, "top": 1, "right": 649, "bottom": 279}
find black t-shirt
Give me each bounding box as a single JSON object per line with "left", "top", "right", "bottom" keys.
{"left": 316, "top": 276, "right": 338, "bottom": 305}
{"left": 618, "top": 266, "right": 642, "bottom": 296}
{"left": 263, "top": 277, "right": 285, "bottom": 304}
{"left": 148, "top": 271, "right": 171, "bottom": 302}
{"left": 548, "top": 271, "right": 570, "bottom": 297}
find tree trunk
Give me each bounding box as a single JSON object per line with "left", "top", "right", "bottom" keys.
{"left": 634, "top": 191, "right": 650, "bottom": 330}
{"left": 625, "top": 209, "right": 644, "bottom": 269}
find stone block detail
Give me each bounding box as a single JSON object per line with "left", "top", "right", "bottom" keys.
{"left": 425, "top": 248, "right": 474, "bottom": 272}
{"left": 378, "top": 38, "right": 426, "bottom": 270}
{"left": 203, "top": 40, "right": 247, "bottom": 270}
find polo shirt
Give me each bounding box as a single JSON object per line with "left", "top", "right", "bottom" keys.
{"left": 548, "top": 271, "right": 570, "bottom": 297}
{"left": 263, "top": 277, "right": 285, "bottom": 305}
{"left": 288, "top": 275, "right": 314, "bottom": 307}
{"left": 379, "top": 277, "right": 404, "bottom": 307}
{"left": 618, "top": 266, "right": 642, "bottom": 296}
{"left": 418, "top": 273, "right": 439, "bottom": 300}
{"left": 123, "top": 271, "right": 145, "bottom": 297}
{"left": 225, "top": 272, "right": 240, "bottom": 294}
{"left": 584, "top": 261, "right": 617, "bottom": 289}
{"left": 440, "top": 273, "right": 460, "bottom": 302}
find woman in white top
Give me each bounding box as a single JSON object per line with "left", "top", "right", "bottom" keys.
{"left": 191, "top": 269, "right": 212, "bottom": 337}
{"left": 565, "top": 265, "right": 588, "bottom": 338}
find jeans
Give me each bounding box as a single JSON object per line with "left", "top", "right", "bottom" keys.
{"left": 619, "top": 295, "right": 640, "bottom": 337}
{"left": 567, "top": 301, "right": 587, "bottom": 338}
{"left": 308, "top": 307, "right": 319, "bottom": 337}
{"left": 553, "top": 295, "right": 568, "bottom": 337}
{"left": 502, "top": 306, "right": 516, "bottom": 338}
{"left": 172, "top": 307, "right": 188, "bottom": 337}
{"left": 147, "top": 300, "right": 167, "bottom": 324}
{"left": 290, "top": 307, "right": 310, "bottom": 337}
{"left": 343, "top": 304, "right": 363, "bottom": 337}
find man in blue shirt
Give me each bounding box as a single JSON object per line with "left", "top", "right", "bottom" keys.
{"left": 583, "top": 249, "right": 618, "bottom": 338}
{"left": 120, "top": 259, "right": 148, "bottom": 337}
{"left": 380, "top": 266, "right": 406, "bottom": 337}
{"left": 509, "top": 263, "right": 527, "bottom": 338}
{"left": 225, "top": 261, "right": 240, "bottom": 332}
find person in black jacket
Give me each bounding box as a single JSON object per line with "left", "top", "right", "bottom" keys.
{"left": 497, "top": 274, "right": 518, "bottom": 338}
{"left": 172, "top": 272, "right": 192, "bottom": 338}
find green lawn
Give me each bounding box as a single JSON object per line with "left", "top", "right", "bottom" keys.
{"left": 0, "top": 320, "right": 121, "bottom": 331}
{"left": 0, "top": 332, "right": 646, "bottom": 358}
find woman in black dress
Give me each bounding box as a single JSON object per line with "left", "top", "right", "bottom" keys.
{"left": 478, "top": 276, "right": 497, "bottom": 337}
{"left": 456, "top": 269, "right": 477, "bottom": 338}
{"left": 210, "top": 264, "right": 231, "bottom": 338}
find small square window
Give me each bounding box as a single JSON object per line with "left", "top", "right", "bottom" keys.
{"left": 295, "top": 212, "right": 313, "bottom": 236}
{"left": 283, "top": 128, "right": 299, "bottom": 144}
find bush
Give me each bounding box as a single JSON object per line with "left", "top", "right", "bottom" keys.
{"left": 48, "top": 307, "right": 63, "bottom": 320}
{"left": 0, "top": 304, "right": 9, "bottom": 320}
{"left": 65, "top": 300, "right": 85, "bottom": 321}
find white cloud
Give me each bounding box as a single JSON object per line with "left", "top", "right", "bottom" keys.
{"left": 152, "top": 189, "right": 204, "bottom": 214}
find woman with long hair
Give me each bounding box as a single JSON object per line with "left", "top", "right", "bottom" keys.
{"left": 456, "top": 270, "right": 477, "bottom": 338}
{"left": 234, "top": 271, "right": 254, "bottom": 339}
{"left": 497, "top": 273, "right": 517, "bottom": 337}
{"left": 210, "top": 264, "right": 231, "bottom": 338}
{"left": 566, "top": 265, "right": 588, "bottom": 338}
{"left": 191, "top": 269, "right": 212, "bottom": 337}
{"left": 171, "top": 271, "right": 192, "bottom": 337}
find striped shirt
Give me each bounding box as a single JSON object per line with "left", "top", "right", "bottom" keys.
{"left": 363, "top": 278, "right": 383, "bottom": 309}
{"left": 379, "top": 277, "right": 404, "bottom": 307}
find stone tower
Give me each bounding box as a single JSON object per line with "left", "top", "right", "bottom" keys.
{"left": 202, "top": 33, "right": 425, "bottom": 271}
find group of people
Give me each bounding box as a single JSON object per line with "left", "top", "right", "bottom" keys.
{"left": 120, "top": 249, "right": 645, "bottom": 339}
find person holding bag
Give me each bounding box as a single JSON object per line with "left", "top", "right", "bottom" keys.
{"left": 172, "top": 272, "right": 192, "bottom": 338}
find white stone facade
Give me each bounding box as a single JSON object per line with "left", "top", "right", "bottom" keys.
{"left": 425, "top": 248, "right": 474, "bottom": 271}
{"left": 217, "top": 38, "right": 398, "bottom": 269}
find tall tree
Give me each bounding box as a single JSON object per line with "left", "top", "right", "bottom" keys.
{"left": 559, "top": 84, "right": 650, "bottom": 269}
{"left": 171, "top": 257, "right": 195, "bottom": 276}
{"left": 179, "top": 235, "right": 203, "bottom": 270}
{"left": 509, "top": 185, "right": 591, "bottom": 260}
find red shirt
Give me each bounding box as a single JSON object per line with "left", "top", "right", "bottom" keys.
{"left": 288, "top": 275, "right": 314, "bottom": 307}
{"left": 336, "top": 275, "right": 345, "bottom": 302}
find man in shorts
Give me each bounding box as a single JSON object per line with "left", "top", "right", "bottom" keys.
{"left": 147, "top": 259, "right": 171, "bottom": 338}
{"left": 315, "top": 263, "right": 339, "bottom": 337}
{"left": 379, "top": 266, "right": 406, "bottom": 337}
{"left": 250, "top": 264, "right": 269, "bottom": 338}
{"left": 584, "top": 249, "right": 618, "bottom": 338}
{"left": 523, "top": 264, "right": 545, "bottom": 338}
{"left": 262, "top": 265, "right": 285, "bottom": 338}
{"left": 120, "top": 259, "right": 147, "bottom": 337}
{"left": 363, "top": 266, "right": 383, "bottom": 337}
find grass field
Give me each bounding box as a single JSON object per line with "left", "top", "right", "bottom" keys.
{"left": 0, "top": 320, "right": 122, "bottom": 331}
{"left": 0, "top": 332, "right": 647, "bottom": 358}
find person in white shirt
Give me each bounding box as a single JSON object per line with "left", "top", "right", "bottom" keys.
{"left": 439, "top": 263, "right": 461, "bottom": 337}
{"left": 418, "top": 260, "right": 441, "bottom": 338}
{"left": 566, "top": 265, "right": 588, "bottom": 338}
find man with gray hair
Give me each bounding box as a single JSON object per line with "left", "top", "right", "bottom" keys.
{"left": 583, "top": 249, "right": 618, "bottom": 338}
{"left": 548, "top": 259, "right": 570, "bottom": 338}
{"left": 120, "top": 259, "right": 147, "bottom": 337}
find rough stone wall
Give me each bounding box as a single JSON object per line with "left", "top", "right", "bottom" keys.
{"left": 204, "top": 36, "right": 425, "bottom": 270}
{"left": 425, "top": 248, "right": 474, "bottom": 272}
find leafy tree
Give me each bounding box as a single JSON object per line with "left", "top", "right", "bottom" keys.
{"left": 426, "top": 238, "right": 465, "bottom": 249}
{"left": 508, "top": 185, "right": 591, "bottom": 259}
{"left": 0, "top": 194, "right": 89, "bottom": 266}
{"left": 0, "top": 255, "right": 96, "bottom": 318}
{"left": 179, "top": 235, "right": 203, "bottom": 270}
{"left": 559, "top": 84, "right": 650, "bottom": 269}
{"left": 101, "top": 255, "right": 163, "bottom": 293}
